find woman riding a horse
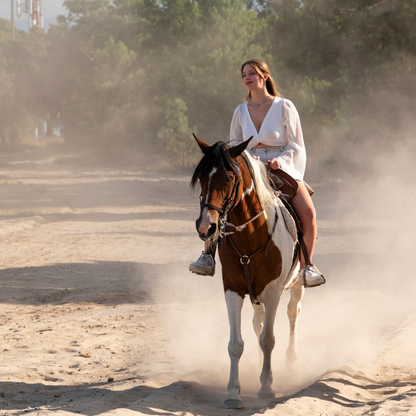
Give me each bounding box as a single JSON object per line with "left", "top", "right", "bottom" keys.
{"left": 190, "top": 58, "right": 324, "bottom": 288}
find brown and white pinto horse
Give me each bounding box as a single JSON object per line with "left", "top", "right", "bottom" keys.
{"left": 191, "top": 136, "right": 305, "bottom": 409}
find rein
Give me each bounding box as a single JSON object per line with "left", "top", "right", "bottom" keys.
{"left": 219, "top": 209, "right": 264, "bottom": 238}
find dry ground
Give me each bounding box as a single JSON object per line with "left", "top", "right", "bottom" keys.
{"left": 0, "top": 147, "right": 415, "bottom": 415}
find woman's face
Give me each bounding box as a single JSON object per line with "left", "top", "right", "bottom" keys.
{"left": 242, "top": 64, "right": 267, "bottom": 92}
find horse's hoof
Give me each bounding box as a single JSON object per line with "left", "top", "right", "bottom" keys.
{"left": 258, "top": 386, "right": 275, "bottom": 399}
{"left": 224, "top": 393, "right": 244, "bottom": 409}
{"left": 224, "top": 399, "right": 244, "bottom": 409}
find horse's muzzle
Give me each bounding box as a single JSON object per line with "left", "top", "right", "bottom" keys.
{"left": 196, "top": 220, "right": 218, "bottom": 241}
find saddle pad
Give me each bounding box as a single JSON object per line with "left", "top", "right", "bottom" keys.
{"left": 275, "top": 196, "right": 297, "bottom": 243}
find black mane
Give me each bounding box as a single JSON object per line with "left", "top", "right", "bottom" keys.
{"left": 190, "top": 141, "right": 240, "bottom": 190}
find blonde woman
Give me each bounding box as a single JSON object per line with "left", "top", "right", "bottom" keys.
{"left": 189, "top": 59, "right": 324, "bottom": 288}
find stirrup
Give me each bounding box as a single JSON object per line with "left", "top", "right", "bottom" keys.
{"left": 298, "top": 263, "right": 325, "bottom": 288}
{"left": 189, "top": 251, "right": 215, "bottom": 276}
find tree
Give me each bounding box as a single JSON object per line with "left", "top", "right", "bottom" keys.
{"left": 0, "top": 20, "right": 48, "bottom": 146}
{"left": 161, "top": 98, "right": 198, "bottom": 166}
{"left": 1, "top": 0, "right": 414, "bottom": 173}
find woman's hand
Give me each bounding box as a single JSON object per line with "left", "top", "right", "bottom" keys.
{"left": 268, "top": 158, "right": 281, "bottom": 169}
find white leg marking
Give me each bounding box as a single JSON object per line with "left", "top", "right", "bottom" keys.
{"left": 286, "top": 283, "right": 305, "bottom": 365}
{"left": 258, "top": 290, "right": 281, "bottom": 399}
{"left": 252, "top": 302, "right": 265, "bottom": 366}
{"left": 224, "top": 290, "right": 244, "bottom": 409}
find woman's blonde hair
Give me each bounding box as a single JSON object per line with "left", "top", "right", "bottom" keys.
{"left": 241, "top": 59, "right": 284, "bottom": 102}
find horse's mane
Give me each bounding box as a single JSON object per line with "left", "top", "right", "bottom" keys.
{"left": 241, "top": 151, "right": 277, "bottom": 234}
{"left": 190, "top": 141, "right": 240, "bottom": 190}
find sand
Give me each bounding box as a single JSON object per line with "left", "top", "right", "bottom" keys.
{"left": 1, "top": 148, "right": 416, "bottom": 416}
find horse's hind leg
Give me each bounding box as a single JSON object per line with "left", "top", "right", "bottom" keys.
{"left": 286, "top": 283, "right": 305, "bottom": 365}
{"left": 224, "top": 290, "right": 244, "bottom": 409}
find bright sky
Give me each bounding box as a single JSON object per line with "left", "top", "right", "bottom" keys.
{"left": 0, "top": 0, "right": 67, "bottom": 31}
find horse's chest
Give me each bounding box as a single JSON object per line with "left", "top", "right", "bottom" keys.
{"left": 219, "top": 239, "right": 282, "bottom": 299}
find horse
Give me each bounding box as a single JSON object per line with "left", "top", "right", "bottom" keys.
{"left": 190, "top": 135, "right": 305, "bottom": 409}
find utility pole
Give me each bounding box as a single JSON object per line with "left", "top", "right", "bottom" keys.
{"left": 11, "top": 0, "right": 15, "bottom": 40}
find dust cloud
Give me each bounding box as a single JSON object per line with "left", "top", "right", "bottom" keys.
{"left": 2, "top": 3, "right": 415, "bottom": 413}
{"left": 143, "top": 118, "right": 416, "bottom": 400}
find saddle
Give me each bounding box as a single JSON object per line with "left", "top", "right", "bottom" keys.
{"left": 267, "top": 165, "right": 314, "bottom": 201}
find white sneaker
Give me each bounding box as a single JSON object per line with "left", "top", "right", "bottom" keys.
{"left": 298, "top": 264, "right": 325, "bottom": 288}
{"left": 189, "top": 252, "right": 215, "bottom": 276}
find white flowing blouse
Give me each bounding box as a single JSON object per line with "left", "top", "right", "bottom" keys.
{"left": 229, "top": 97, "right": 306, "bottom": 181}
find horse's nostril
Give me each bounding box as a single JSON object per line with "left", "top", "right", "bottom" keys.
{"left": 197, "top": 222, "right": 217, "bottom": 241}
{"left": 207, "top": 223, "right": 217, "bottom": 238}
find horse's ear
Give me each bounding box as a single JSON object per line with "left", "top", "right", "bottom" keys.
{"left": 228, "top": 136, "right": 253, "bottom": 159}
{"left": 193, "top": 133, "right": 210, "bottom": 154}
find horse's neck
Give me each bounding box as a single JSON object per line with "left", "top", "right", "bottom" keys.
{"left": 230, "top": 175, "right": 266, "bottom": 232}
{"left": 236, "top": 188, "right": 260, "bottom": 215}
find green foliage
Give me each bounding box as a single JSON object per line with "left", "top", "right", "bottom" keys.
{"left": 0, "top": 20, "right": 48, "bottom": 145}
{"left": 161, "top": 98, "right": 198, "bottom": 166}
{"left": 0, "top": 0, "right": 414, "bottom": 169}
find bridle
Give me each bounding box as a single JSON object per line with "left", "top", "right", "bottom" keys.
{"left": 199, "top": 159, "right": 241, "bottom": 234}
{"left": 199, "top": 158, "right": 265, "bottom": 240}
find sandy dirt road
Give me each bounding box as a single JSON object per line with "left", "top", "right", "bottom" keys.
{"left": 1, "top": 148, "right": 416, "bottom": 415}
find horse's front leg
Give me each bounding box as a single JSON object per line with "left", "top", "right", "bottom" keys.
{"left": 252, "top": 302, "right": 265, "bottom": 364}
{"left": 286, "top": 283, "right": 305, "bottom": 365}
{"left": 258, "top": 292, "right": 281, "bottom": 399}
{"left": 224, "top": 290, "right": 244, "bottom": 409}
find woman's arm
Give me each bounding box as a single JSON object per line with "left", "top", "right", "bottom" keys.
{"left": 229, "top": 106, "right": 244, "bottom": 146}
{"left": 274, "top": 99, "right": 306, "bottom": 181}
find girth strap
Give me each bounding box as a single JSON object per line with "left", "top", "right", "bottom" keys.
{"left": 227, "top": 209, "right": 278, "bottom": 305}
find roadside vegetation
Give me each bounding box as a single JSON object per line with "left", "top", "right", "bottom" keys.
{"left": 0, "top": 0, "right": 415, "bottom": 170}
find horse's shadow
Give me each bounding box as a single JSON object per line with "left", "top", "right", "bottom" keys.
{"left": 0, "top": 377, "right": 308, "bottom": 415}
{"left": 0, "top": 378, "right": 248, "bottom": 415}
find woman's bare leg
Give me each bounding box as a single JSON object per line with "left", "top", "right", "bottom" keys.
{"left": 289, "top": 181, "right": 317, "bottom": 270}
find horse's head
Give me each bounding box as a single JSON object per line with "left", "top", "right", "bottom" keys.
{"left": 190, "top": 134, "right": 252, "bottom": 241}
